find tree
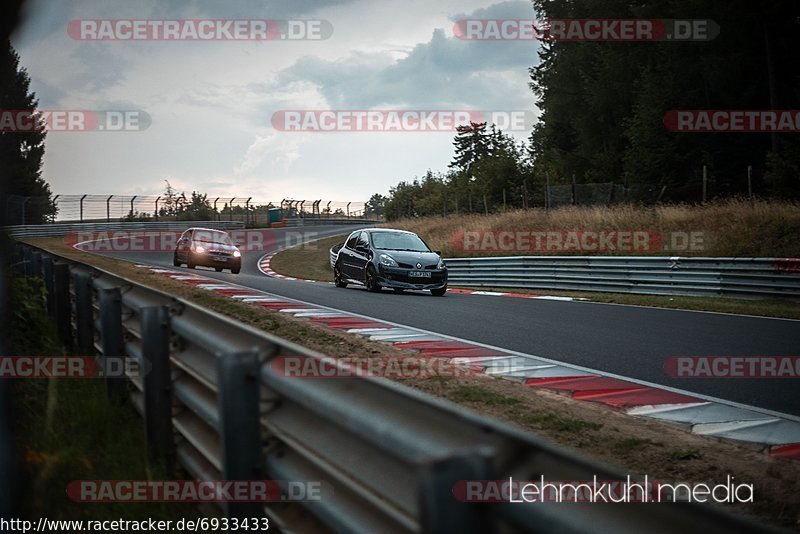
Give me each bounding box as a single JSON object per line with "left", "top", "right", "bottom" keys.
{"left": 449, "top": 121, "right": 488, "bottom": 173}
{"left": 0, "top": 39, "right": 55, "bottom": 223}
{"left": 179, "top": 191, "right": 214, "bottom": 221}
{"left": 157, "top": 180, "right": 180, "bottom": 217}
{"left": 529, "top": 0, "right": 800, "bottom": 200}
{"left": 365, "top": 193, "right": 386, "bottom": 218}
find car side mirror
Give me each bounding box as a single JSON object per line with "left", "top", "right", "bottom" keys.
{"left": 434, "top": 250, "right": 441, "bottom": 256}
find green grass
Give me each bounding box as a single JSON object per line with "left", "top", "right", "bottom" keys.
{"left": 520, "top": 413, "right": 603, "bottom": 433}
{"left": 670, "top": 449, "right": 704, "bottom": 461}
{"left": 268, "top": 234, "right": 347, "bottom": 282}
{"left": 612, "top": 438, "right": 664, "bottom": 455}
{"left": 449, "top": 385, "right": 522, "bottom": 406}
{"left": 11, "top": 276, "right": 200, "bottom": 521}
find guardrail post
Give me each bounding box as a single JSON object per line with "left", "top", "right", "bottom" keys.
{"left": 42, "top": 255, "right": 55, "bottom": 316}
{"left": 217, "top": 350, "right": 264, "bottom": 518}
{"left": 73, "top": 271, "right": 94, "bottom": 355}
{"left": 140, "top": 305, "right": 174, "bottom": 471}
{"left": 418, "top": 452, "right": 491, "bottom": 534}
{"left": 53, "top": 263, "right": 72, "bottom": 345}
{"left": 98, "top": 287, "right": 127, "bottom": 402}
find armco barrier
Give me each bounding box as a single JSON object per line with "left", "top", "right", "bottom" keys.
{"left": 3, "top": 221, "right": 245, "bottom": 239}
{"left": 283, "top": 217, "right": 381, "bottom": 228}
{"left": 443, "top": 256, "right": 800, "bottom": 298}
{"left": 12, "top": 242, "right": 773, "bottom": 533}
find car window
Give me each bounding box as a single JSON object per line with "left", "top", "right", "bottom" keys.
{"left": 357, "top": 232, "right": 369, "bottom": 249}
{"left": 345, "top": 232, "right": 359, "bottom": 249}
{"left": 193, "top": 230, "right": 233, "bottom": 245}
{"left": 371, "top": 232, "right": 430, "bottom": 252}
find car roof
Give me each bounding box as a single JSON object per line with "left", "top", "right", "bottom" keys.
{"left": 187, "top": 227, "right": 229, "bottom": 232}
{"left": 355, "top": 228, "right": 416, "bottom": 235}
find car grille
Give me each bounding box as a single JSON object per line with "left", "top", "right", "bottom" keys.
{"left": 386, "top": 272, "right": 446, "bottom": 284}
{"left": 397, "top": 262, "right": 413, "bottom": 268}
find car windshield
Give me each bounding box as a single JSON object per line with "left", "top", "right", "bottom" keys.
{"left": 371, "top": 232, "right": 430, "bottom": 252}
{"left": 193, "top": 230, "right": 233, "bottom": 245}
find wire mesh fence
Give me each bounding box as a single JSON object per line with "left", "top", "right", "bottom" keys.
{"left": 546, "top": 183, "right": 662, "bottom": 208}
{"left": 1, "top": 194, "right": 369, "bottom": 225}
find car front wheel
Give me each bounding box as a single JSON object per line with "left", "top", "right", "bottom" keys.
{"left": 365, "top": 265, "right": 381, "bottom": 292}
{"left": 173, "top": 253, "right": 181, "bottom": 267}
{"left": 334, "top": 263, "right": 347, "bottom": 288}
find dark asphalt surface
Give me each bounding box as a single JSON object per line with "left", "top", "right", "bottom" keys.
{"left": 85, "top": 225, "right": 800, "bottom": 416}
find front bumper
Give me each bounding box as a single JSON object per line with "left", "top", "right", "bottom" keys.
{"left": 377, "top": 266, "right": 447, "bottom": 290}
{"left": 192, "top": 252, "right": 241, "bottom": 269}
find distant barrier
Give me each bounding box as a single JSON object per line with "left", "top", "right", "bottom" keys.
{"left": 444, "top": 256, "right": 800, "bottom": 298}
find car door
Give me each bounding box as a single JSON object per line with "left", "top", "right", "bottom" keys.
{"left": 351, "top": 231, "right": 371, "bottom": 280}
{"left": 177, "top": 230, "right": 192, "bottom": 261}
{"left": 340, "top": 232, "right": 360, "bottom": 278}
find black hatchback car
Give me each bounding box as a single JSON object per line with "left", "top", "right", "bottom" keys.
{"left": 331, "top": 229, "right": 447, "bottom": 295}
{"left": 173, "top": 227, "right": 242, "bottom": 274}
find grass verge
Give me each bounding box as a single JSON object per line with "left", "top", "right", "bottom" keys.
{"left": 10, "top": 276, "right": 200, "bottom": 521}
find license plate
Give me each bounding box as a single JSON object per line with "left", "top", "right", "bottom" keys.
{"left": 214, "top": 256, "right": 228, "bottom": 262}
{"left": 409, "top": 271, "right": 431, "bottom": 278}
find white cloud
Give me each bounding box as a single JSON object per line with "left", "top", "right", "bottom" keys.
{"left": 12, "top": 0, "right": 539, "bottom": 200}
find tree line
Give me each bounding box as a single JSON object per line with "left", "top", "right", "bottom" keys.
{"left": 376, "top": 0, "right": 800, "bottom": 220}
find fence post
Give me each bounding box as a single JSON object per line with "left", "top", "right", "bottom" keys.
{"left": 418, "top": 452, "right": 490, "bottom": 534}
{"left": 22, "top": 247, "right": 32, "bottom": 277}
{"left": 571, "top": 173, "right": 576, "bottom": 205}
{"left": 98, "top": 287, "right": 127, "bottom": 402}
{"left": 42, "top": 256, "right": 55, "bottom": 316}
{"left": 545, "top": 174, "right": 550, "bottom": 211}
{"left": 217, "top": 350, "right": 264, "bottom": 518}
{"left": 21, "top": 197, "right": 30, "bottom": 225}
{"left": 80, "top": 194, "right": 87, "bottom": 222}
{"left": 140, "top": 305, "right": 174, "bottom": 471}
{"left": 73, "top": 270, "right": 94, "bottom": 356}
{"left": 53, "top": 263, "right": 71, "bottom": 345}
{"left": 154, "top": 196, "right": 161, "bottom": 221}
{"left": 747, "top": 165, "right": 753, "bottom": 198}
{"left": 106, "top": 195, "right": 113, "bottom": 222}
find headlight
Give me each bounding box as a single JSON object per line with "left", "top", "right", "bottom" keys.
{"left": 233, "top": 250, "right": 241, "bottom": 258}
{"left": 379, "top": 253, "right": 398, "bottom": 267}
{"left": 437, "top": 258, "right": 446, "bottom": 269}
{"left": 194, "top": 245, "right": 205, "bottom": 254}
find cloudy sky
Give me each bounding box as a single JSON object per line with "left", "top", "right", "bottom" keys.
{"left": 12, "top": 0, "right": 539, "bottom": 202}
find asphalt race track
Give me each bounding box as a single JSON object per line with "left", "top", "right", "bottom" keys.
{"left": 82, "top": 225, "right": 800, "bottom": 417}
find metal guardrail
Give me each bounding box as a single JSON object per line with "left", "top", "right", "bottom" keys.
{"left": 443, "top": 256, "right": 800, "bottom": 298}
{"left": 11, "top": 242, "right": 773, "bottom": 533}
{"left": 3, "top": 221, "right": 245, "bottom": 239}
{"left": 284, "top": 217, "right": 381, "bottom": 228}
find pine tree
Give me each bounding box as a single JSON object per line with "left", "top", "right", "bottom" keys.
{"left": 0, "top": 39, "right": 55, "bottom": 223}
